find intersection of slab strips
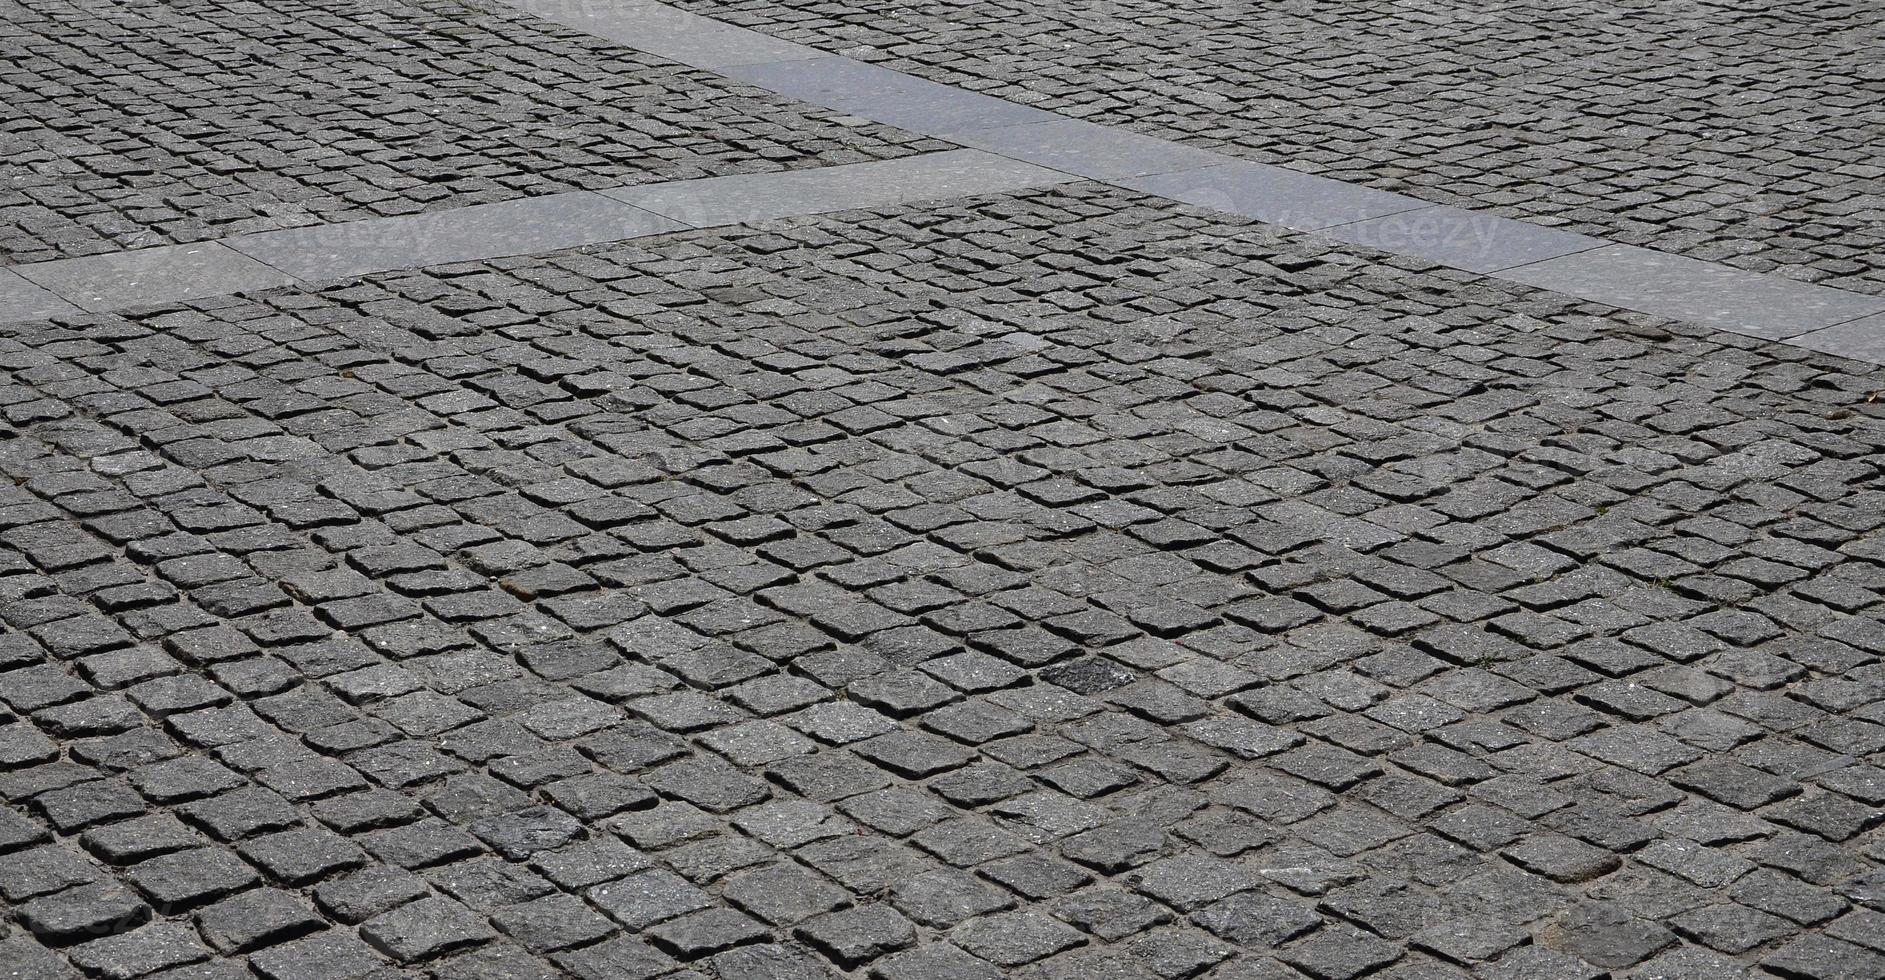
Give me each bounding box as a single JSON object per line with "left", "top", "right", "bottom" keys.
{"left": 5, "top": 0, "right": 1883, "bottom": 367}
{"left": 485, "top": 0, "right": 1885, "bottom": 364}
{"left": 0, "top": 151, "right": 1071, "bottom": 319}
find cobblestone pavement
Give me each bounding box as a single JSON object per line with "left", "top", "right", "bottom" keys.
{"left": 7, "top": 0, "right": 1885, "bottom": 977}
{"left": 0, "top": 179, "right": 1882, "bottom": 979}
{"left": 674, "top": 0, "right": 1885, "bottom": 297}
{"left": 0, "top": 0, "right": 944, "bottom": 264}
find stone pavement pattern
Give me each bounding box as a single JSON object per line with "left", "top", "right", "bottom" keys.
{"left": 3, "top": 1, "right": 1885, "bottom": 979}
{"left": 0, "top": 182, "right": 1882, "bottom": 980}
{"left": 676, "top": 0, "right": 1885, "bottom": 297}
{"left": 0, "top": 0, "right": 944, "bottom": 263}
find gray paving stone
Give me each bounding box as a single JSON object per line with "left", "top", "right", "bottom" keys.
{"left": 225, "top": 193, "right": 685, "bottom": 281}
{"left": 1119, "top": 161, "right": 1427, "bottom": 231}
{"left": 1317, "top": 205, "right": 1605, "bottom": 274}
{"left": 1497, "top": 243, "right": 1885, "bottom": 340}
{"left": 947, "top": 118, "right": 1227, "bottom": 179}
{"left": 15, "top": 243, "right": 300, "bottom": 313}
{"left": 606, "top": 150, "right": 1067, "bottom": 226}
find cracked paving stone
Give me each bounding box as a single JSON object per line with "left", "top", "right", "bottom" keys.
{"left": 1278, "top": 927, "right": 1403, "bottom": 980}
{"left": 196, "top": 888, "right": 326, "bottom": 952}
{"left": 123, "top": 848, "right": 259, "bottom": 909}
{"left": 795, "top": 905, "right": 917, "bottom": 967}
{"left": 67, "top": 922, "right": 211, "bottom": 980}
{"left": 247, "top": 933, "right": 389, "bottom": 980}
{"left": 359, "top": 895, "right": 497, "bottom": 962}
{"left": 644, "top": 906, "right": 771, "bottom": 958}
{"left": 15, "top": 882, "right": 150, "bottom": 944}
{"left": 950, "top": 910, "right": 1088, "bottom": 967}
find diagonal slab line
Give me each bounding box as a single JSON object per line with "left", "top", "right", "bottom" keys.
{"left": 1787, "top": 313, "right": 1885, "bottom": 364}
{"left": 1311, "top": 205, "right": 1607, "bottom": 275}
{"left": 1495, "top": 244, "right": 1885, "bottom": 340}
{"left": 0, "top": 152, "right": 1078, "bottom": 324}
{"left": 602, "top": 149, "right": 1069, "bottom": 227}
{"left": 15, "top": 243, "right": 300, "bottom": 314}
{"left": 489, "top": 0, "right": 1885, "bottom": 363}
{"left": 225, "top": 192, "right": 688, "bottom": 282}
{"left": 0, "top": 270, "right": 84, "bottom": 321}
{"left": 1120, "top": 162, "right": 1429, "bottom": 232}
{"left": 12, "top": 0, "right": 1885, "bottom": 368}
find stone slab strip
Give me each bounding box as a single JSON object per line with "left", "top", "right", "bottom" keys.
{"left": 1496, "top": 244, "right": 1885, "bottom": 341}
{"left": 1787, "top": 313, "right": 1885, "bottom": 363}
{"left": 225, "top": 192, "right": 688, "bottom": 282}
{"left": 0, "top": 270, "right": 83, "bottom": 321}
{"left": 499, "top": 0, "right": 824, "bottom": 70}
{"left": 15, "top": 243, "right": 299, "bottom": 314}
{"left": 604, "top": 149, "right": 1068, "bottom": 226}
{"left": 1120, "top": 162, "right": 1428, "bottom": 232}
{"left": 722, "top": 57, "right": 1059, "bottom": 136}
{"left": 501, "top": 0, "right": 1885, "bottom": 364}
{"left": 0, "top": 152, "right": 1074, "bottom": 322}
{"left": 1315, "top": 205, "right": 1606, "bottom": 275}
{"left": 947, "top": 118, "right": 1228, "bottom": 180}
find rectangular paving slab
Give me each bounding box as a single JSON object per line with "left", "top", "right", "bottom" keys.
{"left": 719, "top": 57, "right": 930, "bottom": 112}
{"left": 512, "top": 2, "right": 824, "bottom": 69}
{"left": 948, "top": 119, "right": 1228, "bottom": 180}
{"left": 621, "top": 27, "right": 824, "bottom": 69}
{"left": 837, "top": 86, "right": 1060, "bottom": 139}
{"left": 15, "top": 243, "right": 300, "bottom": 313}
{"left": 1496, "top": 244, "right": 1885, "bottom": 339}
{"left": 726, "top": 56, "right": 1057, "bottom": 136}
{"left": 1119, "top": 162, "right": 1428, "bottom": 231}
{"left": 605, "top": 150, "right": 1070, "bottom": 226}
{"left": 1786, "top": 313, "right": 1885, "bottom": 364}
{"left": 0, "top": 270, "right": 83, "bottom": 323}
{"left": 225, "top": 193, "right": 687, "bottom": 282}
{"left": 1316, "top": 205, "right": 1605, "bottom": 274}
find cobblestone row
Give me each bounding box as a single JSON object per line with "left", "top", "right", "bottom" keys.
{"left": 0, "top": 185, "right": 1884, "bottom": 979}
{"left": 0, "top": 0, "right": 944, "bottom": 264}
{"left": 673, "top": 0, "right": 1885, "bottom": 298}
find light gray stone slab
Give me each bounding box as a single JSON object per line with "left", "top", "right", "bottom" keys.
{"left": 226, "top": 192, "right": 686, "bottom": 281}
{"left": 496, "top": 0, "right": 684, "bottom": 34}
{"left": 622, "top": 27, "right": 823, "bottom": 69}
{"left": 719, "top": 57, "right": 923, "bottom": 113}
{"left": 605, "top": 150, "right": 1069, "bottom": 227}
{"left": 15, "top": 243, "right": 300, "bottom": 313}
{"left": 1786, "top": 314, "right": 1885, "bottom": 366}
{"left": 722, "top": 56, "right": 1057, "bottom": 134}
{"left": 1497, "top": 244, "right": 1885, "bottom": 340}
{"left": 1316, "top": 205, "right": 1604, "bottom": 274}
{"left": 1119, "top": 162, "right": 1427, "bottom": 231}
{"left": 501, "top": 0, "right": 666, "bottom": 14}
{"left": 841, "top": 85, "right": 1059, "bottom": 137}
{"left": 948, "top": 118, "right": 1226, "bottom": 179}
{"left": 492, "top": 1, "right": 822, "bottom": 67}
{"left": 0, "top": 270, "right": 83, "bottom": 322}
